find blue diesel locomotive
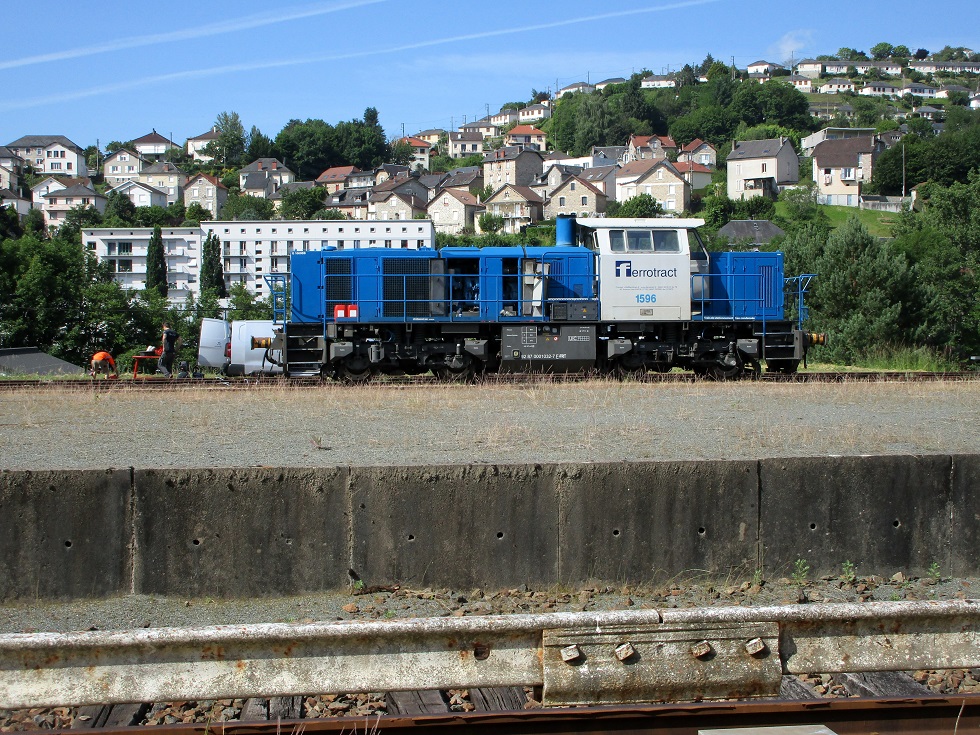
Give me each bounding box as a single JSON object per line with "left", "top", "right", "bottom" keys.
{"left": 267, "top": 216, "right": 818, "bottom": 380}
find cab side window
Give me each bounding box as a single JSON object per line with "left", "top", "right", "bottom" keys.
{"left": 653, "top": 230, "right": 680, "bottom": 252}
{"left": 627, "top": 230, "right": 653, "bottom": 252}
{"left": 609, "top": 230, "right": 626, "bottom": 252}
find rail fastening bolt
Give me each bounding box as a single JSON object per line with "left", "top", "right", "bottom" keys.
{"left": 615, "top": 642, "right": 636, "bottom": 661}
{"left": 561, "top": 644, "right": 582, "bottom": 663}
{"left": 691, "top": 640, "right": 713, "bottom": 659}
{"left": 744, "top": 637, "right": 767, "bottom": 656}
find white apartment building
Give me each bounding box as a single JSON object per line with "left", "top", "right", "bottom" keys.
{"left": 7, "top": 135, "right": 89, "bottom": 177}
{"left": 200, "top": 220, "right": 436, "bottom": 299}
{"left": 83, "top": 220, "right": 437, "bottom": 302}
{"left": 83, "top": 227, "right": 202, "bottom": 302}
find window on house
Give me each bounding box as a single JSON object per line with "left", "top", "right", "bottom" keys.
{"left": 581, "top": 196, "right": 588, "bottom": 206}
{"left": 761, "top": 163, "right": 767, "bottom": 173}
{"left": 118, "top": 243, "right": 133, "bottom": 255}
{"left": 118, "top": 260, "right": 133, "bottom": 272}
{"left": 559, "top": 196, "right": 566, "bottom": 207}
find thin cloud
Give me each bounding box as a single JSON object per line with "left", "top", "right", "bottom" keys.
{"left": 0, "top": 0, "right": 386, "bottom": 72}
{"left": 0, "top": 0, "right": 722, "bottom": 113}
{"left": 769, "top": 30, "right": 814, "bottom": 66}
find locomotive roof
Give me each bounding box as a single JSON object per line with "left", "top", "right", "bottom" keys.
{"left": 574, "top": 217, "right": 706, "bottom": 229}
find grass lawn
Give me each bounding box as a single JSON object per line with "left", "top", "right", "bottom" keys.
{"left": 775, "top": 201, "right": 899, "bottom": 238}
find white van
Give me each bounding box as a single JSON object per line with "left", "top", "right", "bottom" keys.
{"left": 197, "top": 318, "right": 284, "bottom": 376}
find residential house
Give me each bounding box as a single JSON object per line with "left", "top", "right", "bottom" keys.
{"left": 415, "top": 129, "right": 445, "bottom": 147}
{"left": 677, "top": 138, "right": 716, "bottom": 168}
{"left": 483, "top": 146, "right": 544, "bottom": 190}
{"left": 578, "top": 165, "right": 619, "bottom": 201}
{"left": 914, "top": 105, "right": 942, "bottom": 120}
{"left": 614, "top": 159, "right": 660, "bottom": 202}
{"left": 238, "top": 158, "right": 295, "bottom": 198}
{"left": 324, "top": 188, "right": 370, "bottom": 219}
{"left": 447, "top": 131, "right": 484, "bottom": 159}
{"left": 132, "top": 131, "right": 178, "bottom": 161}
{"left": 560, "top": 152, "right": 620, "bottom": 169}
{"left": 397, "top": 136, "right": 432, "bottom": 170}
{"left": 801, "top": 127, "right": 877, "bottom": 156}
{"left": 971, "top": 94, "right": 980, "bottom": 110}
{"left": 796, "top": 59, "right": 824, "bottom": 78}
{"left": 41, "top": 185, "right": 106, "bottom": 229}
{"left": 640, "top": 75, "right": 675, "bottom": 89}
{"left": 747, "top": 60, "right": 783, "bottom": 76}
{"left": 530, "top": 164, "right": 583, "bottom": 202}
{"left": 627, "top": 134, "right": 677, "bottom": 161}
{"left": 369, "top": 191, "right": 427, "bottom": 221}
{"left": 851, "top": 60, "right": 904, "bottom": 76}
{"left": 819, "top": 78, "right": 855, "bottom": 94}
{"left": 186, "top": 126, "right": 220, "bottom": 162}
{"left": 903, "top": 82, "right": 937, "bottom": 98}
{"left": 83, "top": 227, "right": 202, "bottom": 301}
{"left": 374, "top": 165, "right": 410, "bottom": 186}
{"left": 0, "top": 147, "right": 24, "bottom": 192}
{"left": 618, "top": 160, "right": 690, "bottom": 213}
{"left": 7, "top": 135, "right": 88, "bottom": 177}
{"left": 812, "top": 135, "right": 884, "bottom": 207}
{"left": 0, "top": 189, "right": 30, "bottom": 218}
{"left": 504, "top": 125, "right": 548, "bottom": 151}
{"left": 716, "top": 220, "right": 785, "bottom": 245}
{"left": 859, "top": 82, "right": 900, "bottom": 97}
{"left": 442, "top": 166, "right": 484, "bottom": 194}
{"left": 427, "top": 189, "right": 482, "bottom": 234}
{"left": 372, "top": 175, "right": 429, "bottom": 203}
{"left": 346, "top": 169, "right": 377, "bottom": 190}
{"left": 417, "top": 173, "right": 449, "bottom": 201}
{"left": 822, "top": 61, "right": 851, "bottom": 75}
{"left": 936, "top": 85, "right": 972, "bottom": 99}
{"left": 592, "top": 145, "right": 628, "bottom": 163}
{"left": 316, "top": 165, "right": 360, "bottom": 194}
{"left": 490, "top": 108, "right": 520, "bottom": 127}
{"left": 909, "top": 60, "right": 980, "bottom": 75}
{"left": 459, "top": 119, "right": 501, "bottom": 139}
{"left": 786, "top": 75, "right": 813, "bottom": 94}
{"left": 557, "top": 82, "right": 594, "bottom": 96}
{"left": 594, "top": 78, "right": 626, "bottom": 91}
{"left": 544, "top": 176, "right": 607, "bottom": 219}
{"left": 109, "top": 180, "right": 168, "bottom": 209}
{"left": 518, "top": 103, "right": 552, "bottom": 123}
{"left": 672, "top": 161, "right": 714, "bottom": 190}
{"left": 726, "top": 137, "right": 799, "bottom": 200}
{"left": 103, "top": 149, "right": 144, "bottom": 186}
{"left": 483, "top": 185, "right": 543, "bottom": 233}
{"left": 183, "top": 173, "right": 227, "bottom": 218}
{"left": 138, "top": 162, "right": 186, "bottom": 205}
{"left": 31, "top": 176, "right": 92, "bottom": 224}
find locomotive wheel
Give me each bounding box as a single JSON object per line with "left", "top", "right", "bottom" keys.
{"left": 337, "top": 356, "right": 374, "bottom": 383}
{"left": 709, "top": 361, "right": 742, "bottom": 380}
{"left": 434, "top": 358, "right": 477, "bottom": 382}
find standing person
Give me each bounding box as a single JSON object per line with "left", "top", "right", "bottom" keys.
{"left": 158, "top": 322, "right": 180, "bottom": 378}
{"left": 90, "top": 351, "right": 118, "bottom": 379}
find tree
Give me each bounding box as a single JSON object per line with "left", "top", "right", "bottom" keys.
{"left": 389, "top": 140, "right": 415, "bottom": 166}
{"left": 913, "top": 48, "right": 930, "bottom": 60}
{"left": 211, "top": 111, "right": 248, "bottom": 167}
{"left": 478, "top": 213, "right": 504, "bottom": 233}
{"left": 279, "top": 186, "right": 327, "bottom": 220}
{"left": 57, "top": 205, "right": 103, "bottom": 242}
{"left": 184, "top": 202, "right": 213, "bottom": 223}
{"left": 219, "top": 192, "right": 276, "bottom": 220}
{"left": 227, "top": 281, "right": 271, "bottom": 320}
{"left": 313, "top": 208, "right": 347, "bottom": 220}
{"left": 245, "top": 126, "right": 276, "bottom": 162}
{"left": 144, "top": 224, "right": 168, "bottom": 298}
{"left": 23, "top": 208, "right": 45, "bottom": 236}
{"left": 612, "top": 194, "right": 664, "bottom": 218}
{"left": 275, "top": 118, "right": 335, "bottom": 180}
{"left": 893, "top": 45, "right": 911, "bottom": 59}
{"left": 200, "top": 231, "right": 227, "bottom": 298}
{"left": 870, "top": 42, "right": 894, "bottom": 60}
{"left": 779, "top": 182, "right": 819, "bottom": 222}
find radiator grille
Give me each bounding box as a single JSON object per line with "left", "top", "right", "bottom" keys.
{"left": 324, "top": 259, "right": 352, "bottom": 313}
{"left": 383, "top": 258, "right": 431, "bottom": 317}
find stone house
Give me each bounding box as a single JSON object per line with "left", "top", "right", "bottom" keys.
{"left": 726, "top": 138, "right": 799, "bottom": 200}
{"left": 544, "top": 176, "right": 607, "bottom": 219}
{"left": 483, "top": 185, "right": 543, "bottom": 233}
{"left": 483, "top": 146, "right": 544, "bottom": 191}
{"left": 812, "top": 135, "right": 885, "bottom": 207}
{"left": 427, "top": 189, "right": 482, "bottom": 234}
{"left": 183, "top": 173, "right": 228, "bottom": 218}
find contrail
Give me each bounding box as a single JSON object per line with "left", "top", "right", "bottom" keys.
{"left": 0, "top": 0, "right": 386, "bottom": 72}
{"left": 0, "top": 0, "right": 721, "bottom": 112}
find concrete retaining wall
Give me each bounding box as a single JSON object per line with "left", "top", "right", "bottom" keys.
{"left": 1, "top": 455, "right": 975, "bottom": 601}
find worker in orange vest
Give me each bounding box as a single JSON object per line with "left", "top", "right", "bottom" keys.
{"left": 90, "top": 351, "right": 118, "bottom": 379}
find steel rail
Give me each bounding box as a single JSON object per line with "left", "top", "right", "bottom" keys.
{"left": 2, "top": 600, "right": 979, "bottom": 710}
{"left": 64, "top": 697, "right": 980, "bottom": 735}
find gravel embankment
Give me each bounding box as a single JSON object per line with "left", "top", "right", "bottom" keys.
{"left": 1, "top": 379, "right": 978, "bottom": 469}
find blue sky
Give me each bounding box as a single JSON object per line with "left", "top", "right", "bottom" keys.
{"left": 2, "top": 0, "right": 977, "bottom": 151}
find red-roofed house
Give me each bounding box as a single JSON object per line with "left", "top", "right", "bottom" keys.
{"left": 483, "top": 185, "right": 543, "bottom": 233}
{"left": 397, "top": 136, "right": 432, "bottom": 171}
{"left": 671, "top": 160, "right": 714, "bottom": 190}
{"left": 504, "top": 125, "right": 548, "bottom": 151}
{"left": 131, "top": 130, "right": 178, "bottom": 160}
{"left": 677, "top": 139, "right": 717, "bottom": 168}
{"left": 627, "top": 134, "right": 677, "bottom": 162}
{"left": 316, "top": 165, "right": 360, "bottom": 194}
{"left": 184, "top": 173, "right": 227, "bottom": 218}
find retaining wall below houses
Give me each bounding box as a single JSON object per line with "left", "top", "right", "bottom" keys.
{"left": 1, "top": 455, "right": 975, "bottom": 601}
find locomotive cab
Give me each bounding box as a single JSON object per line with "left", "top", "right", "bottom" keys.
{"left": 574, "top": 218, "right": 707, "bottom": 322}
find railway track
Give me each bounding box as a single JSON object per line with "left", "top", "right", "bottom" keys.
{"left": 3, "top": 601, "right": 980, "bottom": 733}
{"left": 1, "top": 370, "right": 978, "bottom": 391}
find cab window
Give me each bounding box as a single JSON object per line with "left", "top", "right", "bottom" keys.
{"left": 653, "top": 230, "right": 680, "bottom": 252}
{"left": 609, "top": 230, "right": 626, "bottom": 252}
{"left": 627, "top": 230, "right": 653, "bottom": 251}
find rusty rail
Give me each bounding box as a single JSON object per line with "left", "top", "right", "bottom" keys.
{"left": 2, "top": 600, "right": 979, "bottom": 710}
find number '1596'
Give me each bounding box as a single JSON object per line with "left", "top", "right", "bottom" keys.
{"left": 634, "top": 293, "right": 657, "bottom": 304}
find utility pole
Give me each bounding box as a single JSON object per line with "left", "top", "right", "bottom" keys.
{"left": 401, "top": 123, "right": 405, "bottom": 138}
{"left": 732, "top": 56, "right": 736, "bottom": 80}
